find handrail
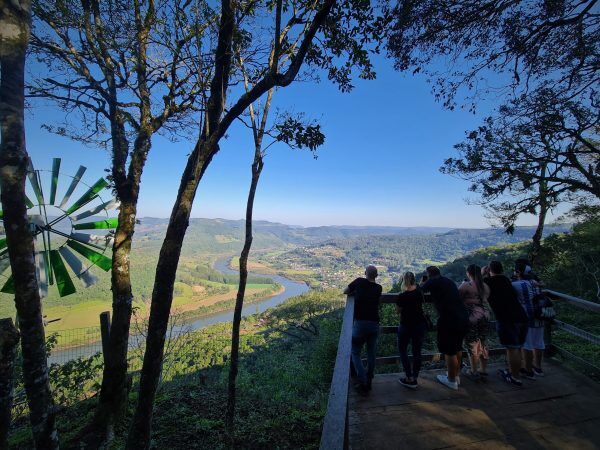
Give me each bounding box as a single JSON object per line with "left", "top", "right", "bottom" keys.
{"left": 544, "top": 289, "right": 600, "bottom": 313}
{"left": 319, "top": 296, "right": 354, "bottom": 450}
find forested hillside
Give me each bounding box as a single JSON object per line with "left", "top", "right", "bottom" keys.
{"left": 260, "top": 224, "right": 571, "bottom": 288}
{"left": 438, "top": 218, "right": 599, "bottom": 303}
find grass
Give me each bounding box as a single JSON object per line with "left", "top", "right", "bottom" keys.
{"left": 8, "top": 290, "right": 344, "bottom": 449}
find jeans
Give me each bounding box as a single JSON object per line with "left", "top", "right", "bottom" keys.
{"left": 351, "top": 320, "right": 379, "bottom": 386}
{"left": 397, "top": 323, "right": 426, "bottom": 379}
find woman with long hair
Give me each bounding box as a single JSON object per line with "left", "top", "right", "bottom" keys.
{"left": 459, "top": 264, "right": 491, "bottom": 380}
{"left": 395, "top": 272, "right": 428, "bottom": 388}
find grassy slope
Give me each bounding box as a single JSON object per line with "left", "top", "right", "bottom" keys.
{"left": 9, "top": 290, "right": 344, "bottom": 449}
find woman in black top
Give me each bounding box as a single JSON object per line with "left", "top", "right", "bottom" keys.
{"left": 396, "top": 272, "right": 427, "bottom": 388}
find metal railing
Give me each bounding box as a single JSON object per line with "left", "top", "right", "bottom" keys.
{"left": 319, "top": 290, "right": 600, "bottom": 450}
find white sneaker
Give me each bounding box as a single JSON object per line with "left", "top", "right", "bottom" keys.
{"left": 447, "top": 372, "right": 461, "bottom": 386}
{"left": 436, "top": 374, "right": 459, "bottom": 390}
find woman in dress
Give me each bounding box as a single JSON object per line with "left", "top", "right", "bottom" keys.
{"left": 459, "top": 264, "right": 491, "bottom": 380}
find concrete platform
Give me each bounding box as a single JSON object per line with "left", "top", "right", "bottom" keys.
{"left": 348, "top": 360, "right": 600, "bottom": 449}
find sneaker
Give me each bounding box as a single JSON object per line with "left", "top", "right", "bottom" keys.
{"left": 436, "top": 374, "right": 459, "bottom": 390}
{"left": 446, "top": 372, "right": 461, "bottom": 386}
{"left": 353, "top": 382, "right": 369, "bottom": 396}
{"left": 533, "top": 366, "right": 545, "bottom": 377}
{"left": 498, "top": 369, "right": 523, "bottom": 387}
{"left": 519, "top": 368, "right": 536, "bottom": 380}
{"left": 398, "top": 377, "right": 418, "bottom": 389}
{"left": 462, "top": 367, "right": 481, "bottom": 381}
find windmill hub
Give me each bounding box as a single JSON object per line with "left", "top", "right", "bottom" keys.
{"left": 29, "top": 204, "right": 73, "bottom": 250}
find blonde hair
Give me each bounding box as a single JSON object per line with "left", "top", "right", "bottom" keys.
{"left": 402, "top": 272, "right": 416, "bottom": 290}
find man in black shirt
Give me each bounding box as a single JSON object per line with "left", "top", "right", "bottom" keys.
{"left": 484, "top": 260, "right": 527, "bottom": 386}
{"left": 421, "top": 266, "right": 469, "bottom": 390}
{"left": 344, "top": 265, "right": 382, "bottom": 394}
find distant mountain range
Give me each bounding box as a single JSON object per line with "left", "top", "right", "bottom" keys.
{"left": 133, "top": 217, "right": 571, "bottom": 260}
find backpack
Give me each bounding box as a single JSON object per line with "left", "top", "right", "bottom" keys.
{"left": 532, "top": 292, "right": 556, "bottom": 321}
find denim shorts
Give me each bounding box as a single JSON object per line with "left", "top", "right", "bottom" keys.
{"left": 496, "top": 321, "right": 527, "bottom": 349}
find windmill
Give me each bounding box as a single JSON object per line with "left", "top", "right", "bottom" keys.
{"left": 0, "top": 158, "right": 119, "bottom": 297}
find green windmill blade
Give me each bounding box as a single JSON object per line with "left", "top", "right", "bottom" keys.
{"left": 34, "top": 250, "right": 49, "bottom": 298}
{"left": 66, "top": 178, "right": 109, "bottom": 215}
{"left": 27, "top": 158, "right": 45, "bottom": 205}
{"left": 59, "top": 165, "right": 86, "bottom": 209}
{"left": 49, "top": 158, "right": 61, "bottom": 205}
{"left": 59, "top": 247, "right": 98, "bottom": 287}
{"left": 1, "top": 275, "right": 14, "bottom": 294}
{"left": 73, "top": 218, "right": 119, "bottom": 230}
{"left": 49, "top": 250, "right": 76, "bottom": 297}
{"left": 70, "top": 232, "right": 113, "bottom": 250}
{"left": 66, "top": 239, "right": 112, "bottom": 271}
{"left": 72, "top": 199, "right": 119, "bottom": 222}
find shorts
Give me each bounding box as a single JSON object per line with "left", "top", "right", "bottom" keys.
{"left": 523, "top": 327, "right": 545, "bottom": 350}
{"left": 496, "top": 321, "right": 527, "bottom": 349}
{"left": 437, "top": 325, "right": 467, "bottom": 356}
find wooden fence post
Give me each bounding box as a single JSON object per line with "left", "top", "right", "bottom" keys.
{"left": 0, "top": 318, "right": 20, "bottom": 447}
{"left": 100, "top": 311, "right": 111, "bottom": 364}
{"left": 544, "top": 319, "right": 555, "bottom": 357}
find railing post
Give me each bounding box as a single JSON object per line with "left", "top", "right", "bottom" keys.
{"left": 320, "top": 296, "right": 354, "bottom": 450}
{"left": 100, "top": 311, "right": 111, "bottom": 364}
{"left": 544, "top": 319, "right": 556, "bottom": 357}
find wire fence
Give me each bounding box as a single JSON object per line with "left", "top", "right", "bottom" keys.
{"left": 47, "top": 327, "right": 103, "bottom": 365}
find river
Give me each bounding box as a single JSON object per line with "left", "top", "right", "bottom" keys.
{"left": 49, "top": 258, "right": 309, "bottom": 364}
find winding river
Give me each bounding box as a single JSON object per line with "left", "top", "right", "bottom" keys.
{"left": 49, "top": 258, "right": 309, "bottom": 364}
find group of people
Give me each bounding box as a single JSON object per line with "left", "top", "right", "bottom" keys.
{"left": 345, "top": 259, "right": 547, "bottom": 394}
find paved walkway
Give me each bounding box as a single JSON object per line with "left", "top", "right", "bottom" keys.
{"left": 348, "top": 360, "right": 600, "bottom": 449}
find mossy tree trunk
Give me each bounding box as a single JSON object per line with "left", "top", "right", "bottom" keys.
{"left": 0, "top": 1, "right": 59, "bottom": 447}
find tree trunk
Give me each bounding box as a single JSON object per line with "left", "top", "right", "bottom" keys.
{"left": 125, "top": 140, "right": 216, "bottom": 449}
{"left": 530, "top": 164, "right": 548, "bottom": 264}
{"left": 0, "top": 319, "right": 20, "bottom": 447}
{"left": 225, "top": 153, "right": 264, "bottom": 433}
{"left": 0, "top": 2, "right": 59, "bottom": 448}
{"left": 94, "top": 198, "right": 137, "bottom": 437}
{"left": 93, "top": 126, "right": 151, "bottom": 441}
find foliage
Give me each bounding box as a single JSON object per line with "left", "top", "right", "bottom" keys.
{"left": 262, "top": 224, "right": 571, "bottom": 289}
{"left": 384, "top": 0, "right": 599, "bottom": 109}
{"left": 262, "top": 289, "right": 343, "bottom": 340}
{"left": 442, "top": 91, "right": 600, "bottom": 230}
{"left": 8, "top": 290, "right": 345, "bottom": 449}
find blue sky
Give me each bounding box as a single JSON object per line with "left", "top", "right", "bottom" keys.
{"left": 25, "top": 55, "right": 553, "bottom": 228}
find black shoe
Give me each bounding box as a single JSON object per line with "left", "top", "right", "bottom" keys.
{"left": 353, "top": 382, "right": 369, "bottom": 396}
{"left": 498, "top": 369, "right": 523, "bottom": 387}
{"left": 532, "top": 366, "right": 545, "bottom": 377}
{"left": 520, "top": 368, "right": 536, "bottom": 380}
{"left": 397, "top": 377, "right": 418, "bottom": 389}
